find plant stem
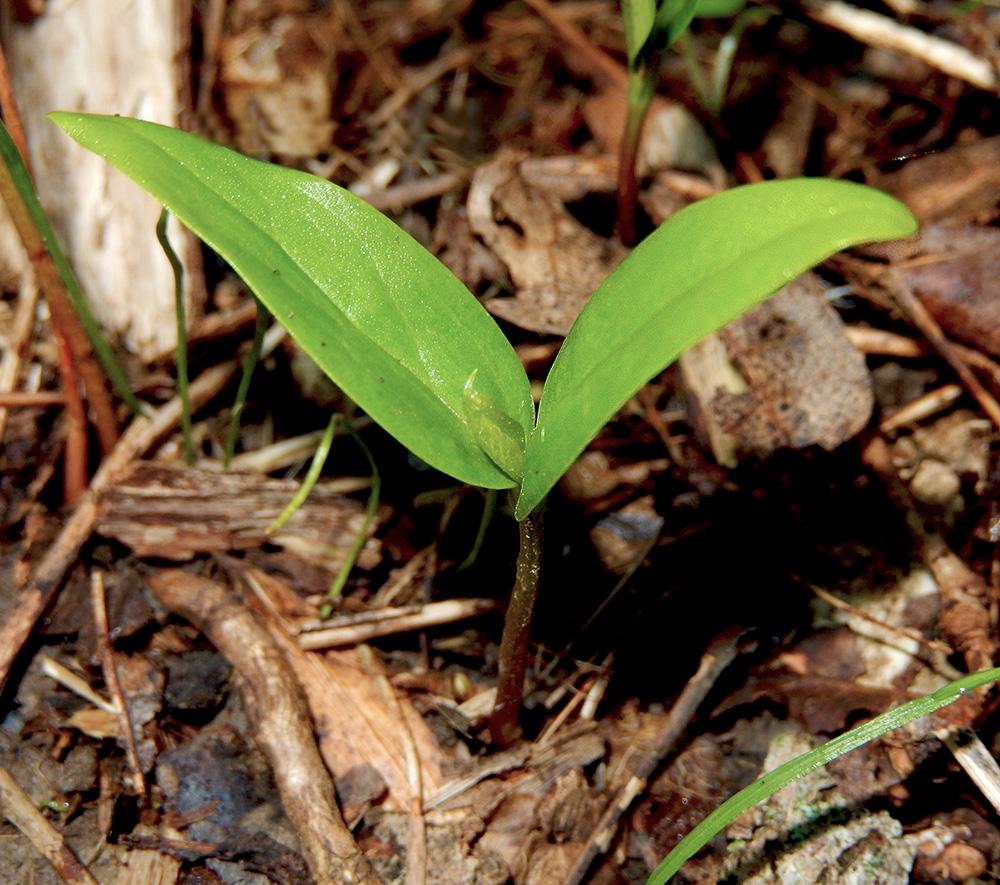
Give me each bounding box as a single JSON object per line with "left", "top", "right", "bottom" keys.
{"left": 223, "top": 298, "right": 269, "bottom": 468}
{"left": 617, "top": 71, "right": 655, "bottom": 247}
{"left": 156, "top": 209, "right": 193, "bottom": 465}
{"left": 489, "top": 506, "right": 543, "bottom": 748}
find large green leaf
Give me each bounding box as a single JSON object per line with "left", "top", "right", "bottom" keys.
{"left": 516, "top": 179, "right": 917, "bottom": 518}
{"left": 49, "top": 113, "right": 533, "bottom": 489}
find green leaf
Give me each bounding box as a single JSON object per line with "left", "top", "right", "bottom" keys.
{"left": 516, "top": 179, "right": 917, "bottom": 519}
{"left": 49, "top": 112, "right": 533, "bottom": 489}
{"left": 646, "top": 666, "right": 1000, "bottom": 884}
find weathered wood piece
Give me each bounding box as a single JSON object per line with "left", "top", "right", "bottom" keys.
{"left": 5, "top": 0, "right": 201, "bottom": 358}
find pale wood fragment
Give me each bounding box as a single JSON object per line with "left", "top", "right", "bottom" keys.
{"left": 5, "top": 0, "right": 202, "bottom": 358}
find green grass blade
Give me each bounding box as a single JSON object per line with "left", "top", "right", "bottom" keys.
{"left": 646, "top": 667, "right": 1000, "bottom": 884}
{"left": 224, "top": 298, "right": 269, "bottom": 468}
{"left": 49, "top": 113, "right": 533, "bottom": 490}
{"left": 0, "top": 119, "right": 142, "bottom": 415}
{"left": 323, "top": 418, "right": 381, "bottom": 612}
{"left": 267, "top": 413, "right": 341, "bottom": 534}
{"left": 517, "top": 179, "right": 917, "bottom": 519}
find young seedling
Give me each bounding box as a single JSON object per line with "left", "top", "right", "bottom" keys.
{"left": 49, "top": 112, "right": 917, "bottom": 746}
{"left": 617, "top": 0, "right": 700, "bottom": 244}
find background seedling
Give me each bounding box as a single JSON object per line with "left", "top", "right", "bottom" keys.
{"left": 49, "top": 112, "right": 917, "bottom": 747}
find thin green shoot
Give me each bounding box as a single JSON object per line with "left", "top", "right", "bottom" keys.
{"left": 156, "top": 208, "right": 193, "bottom": 465}
{"left": 645, "top": 666, "right": 1000, "bottom": 884}
{"left": 0, "top": 120, "right": 141, "bottom": 415}
{"left": 678, "top": 5, "right": 775, "bottom": 116}
{"left": 321, "top": 417, "right": 381, "bottom": 617}
{"left": 267, "top": 413, "right": 340, "bottom": 534}
{"left": 223, "top": 297, "right": 270, "bottom": 469}
{"left": 457, "top": 488, "right": 499, "bottom": 572}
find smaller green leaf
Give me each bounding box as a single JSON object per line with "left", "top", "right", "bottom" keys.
{"left": 517, "top": 179, "right": 917, "bottom": 519}
{"left": 621, "top": 0, "right": 657, "bottom": 68}
{"left": 463, "top": 371, "right": 525, "bottom": 483}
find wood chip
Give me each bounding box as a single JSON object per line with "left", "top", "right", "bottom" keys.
{"left": 96, "top": 460, "right": 385, "bottom": 571}
{"left": 680, "top": 273, "right": 874, "bottom": 466}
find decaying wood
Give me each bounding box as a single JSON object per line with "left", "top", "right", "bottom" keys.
{"left": 96, "top": 460, "right": 386, "bottom": 572}
{"left": 0, "top": 360, "right": 237, "bottom": 695}
{"left": 0, "top": 765, "right": 100, "bottom": 885}
{"left": 117, "top": 824, "right": 183, "bottom": 885}
{"left": 146, "top": 569, "right": 386, "bottom": 885}
{"left": 5, "top": 0, "right": 203, "bottom": 359}
{"left": 246, "top": 585, "right": 446, "bottom": 809}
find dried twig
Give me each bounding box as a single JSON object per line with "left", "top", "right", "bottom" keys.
{"left": 296, "top": 599, "right": 497, "bottom": 650}
{"left": 937, "top": 725, "right": 1000, "bottom": 817}
{"left": 0, "top": 765, "right": 100, "bottom": 885}
{"left": 146, "top": 569, "right": 385, "bottom": 885}
{"left": 802, "top": 578, "right": 954, "bottom": 656}
{"left": 90, "top": 570, "right": 146, "bottom": 796}
{"left": 805, "top": 0, "right": 1000, "bottom": 92}
{"left": 0, "top": 361, "right": 237, "bottom": 695}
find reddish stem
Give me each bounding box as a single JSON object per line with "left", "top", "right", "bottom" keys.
{"left": 489, "top": 509, "right": 543, "bottom": 748}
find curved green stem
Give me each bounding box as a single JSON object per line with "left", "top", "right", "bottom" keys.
{"left": 223, "top": 297, "right": 269, "bottom": 468}
{"left": 156, "top": 208, "right": 193, "bottom": 464}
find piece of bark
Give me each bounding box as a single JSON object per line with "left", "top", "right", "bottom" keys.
{"left": 146, "top": 569, "right": 385, "bottom": 885}
{"left": 96, "top": 460, "right": 385, "bottom": 571}
{"left": 5, "top": 0, "right": 204, "bottom": 359}
{"left": 469, "top": 151, "right": 627, "bottom": 336}
{"left": 230, "top": 565, "right": 446, "bottom": 808}
{"left": 680, "top": 273, "right": 874, "bottom": 466}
